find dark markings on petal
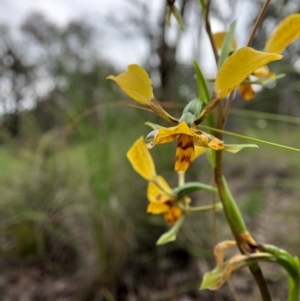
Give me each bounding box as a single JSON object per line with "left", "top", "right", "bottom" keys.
{"left": 156, "top": 194, "right": 162, "bottom": 201}
{"left": 181, "top": 154, "right": 192, "bottom": 163}
{"left": 165, "top": 200, "right": 173, "bottom": 207}
{"left": 178, "top": 141, "right": 194, "bottom": 150}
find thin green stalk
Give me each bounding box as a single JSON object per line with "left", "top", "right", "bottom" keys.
{"left": 200, "top": 0, "right": 272, "bottom": 299}
{"left": 261, "top": 244, "right": 300, "bottom": 301}
{"left": 178, "top": 171, "right": 185, "bottom": 186}
{"left": 288, "top": 277, "right": 300, "bottom": 301}
{"left": 199, "top": 124, "right": 300, "bottom": 154}
{"left": 220, "top": 176, "right": 246, "bottom": 233}
{"left": 230, "top": 108, "right": 300, "bottom": 125}
{"left": 214, "top": 146, "right": 272, "bottom": 301}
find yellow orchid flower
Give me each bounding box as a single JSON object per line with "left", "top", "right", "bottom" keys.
{"left": 212, "top": 14, "right": 300, "bottom": 101}
{"left": 147, "top": 176, "right": 182, "bottom": 225}
{"left": 127, "top": 136, "right": 188, "bottom": 224}
{"left": 146, "top": 121, "right": 224, "bottom": 172}
{"left": 107, "top": 64, "right": 178, "bottom": 123}
{"left": 212, "top": 33, "right": 277, "bottom": 101}
{"left": 242, "top": 13, "right": 300, "bottom": 100}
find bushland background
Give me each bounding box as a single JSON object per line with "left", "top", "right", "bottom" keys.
{"left": 1, "top": 0, "right": 300, "bottom": 300}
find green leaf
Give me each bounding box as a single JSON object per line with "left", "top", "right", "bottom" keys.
{"left": 262, "top": 244, "right": 300, "bottom": 284}
{"left": 200, "top": 253, "right": 274, "bottom": 290}
{"left": 165, "top": 7, "right": 172, "bottom": 26}
{"left": 170, "top": 5, "right": 185, "bottom": 31}
{"left": 217, "top": 21, "right": 237, "bottom": 70}
{"left": 193, "top": 60, "right": 215, "bottom": 130}
{"left": 193, "top": 60, "right": 210, "bottom": 105}
{"left": 145, "top": 122, "right": 162, "bottom": 130}
{"left": 200, "top": 263, "right": 225, "bottom": 290}
{"left": 253, "top": 244, "right": 300, "bottom": 301}
{"left": 173, "top": 182, "right": 217, "bottom": 198}
{"left": 198, "top": 0, "right": 206, "bottom": 11}
{"left": 156, "top": 216, "right": 185, "bottom": 245}
{"left": 224, "top": 144, "right": 258, "bottom": 153}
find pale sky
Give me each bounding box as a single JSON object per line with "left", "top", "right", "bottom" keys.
{"left": 0, "top": 0, "right": 257, "bottom": 72}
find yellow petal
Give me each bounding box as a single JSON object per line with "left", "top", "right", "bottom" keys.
{"left": 213, "top": 31, "right": 237, "bottom": 51}
{"left": 265, "top": 13, "right": 300, "bottom": 54}
{"left": 238, "top": 84, "right": 255, "bottom": 101}
{"left": 207, "top": 137, "right": 224, "bottom": 150}
{"left": 215, "top": 47, "right": 282, "bottom": 99}
{"left": 147, "top": 176, "right": 173, "bottom": 203}
{"left": 107, "top": 64, "right": 154, "bottom": 105}
{"left": 164, "top": 205, "right": 181, "bottom": 225}
{"left": 153, "top": 122, "right": 194, "bottom": 146}
{"left": 194, "top": 146, "right": 206, "bottom": 160}
{"left": 147, "top": 202, "right": 169, "bottom": 214}
{"left": 126, "top": 136, "right": 156, "bottom": 181}
{"left": 175, "top": 134, "right": 195, "bottom": 171}
{"left": 193, "top": 130, "right": 224, "bottom": 150}
{"left": 252, "top": 66, "right": 274, "bottom": 78}
{"left": 214, "top": 240, "right": 237, "bottom": 266}
{"left": 193, "top": 130, "right": 210, "bottom": 145}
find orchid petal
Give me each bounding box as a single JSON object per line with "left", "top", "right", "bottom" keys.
{"left": 147, "top": 202, "right": 170, "bottom": 214}
{"left": 265, "top": 13, "right": 300, "bottom": 54}
{"left": 107, "top": 64, "right": 154, "bottom": 105}
{"left": 152, "top": 122, "right": 194, "bottom": 145}
{"left": 252, "top": 66, "right": 274, "bottom": 78}
{"left": 194, "top": 146, "right": 206, "bottom": 159}
{"left": 147, "top": 176, "right": 173, "bottom": 204}
{"left": 175, "top": 134, "right": 195, "bottom": 171}
{"left": 215, "top": 47, "right": 282, "bottom": 99}
{"left": 126, "top": 136, "right": 156, "bottom": 181}
{"left": 238, "top": 84, "right": 255, "bottom": 101}
{"left": 164, "top": 205, "right": 182, "bottom": 225}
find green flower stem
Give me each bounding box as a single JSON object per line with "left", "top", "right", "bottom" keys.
{"left": 213, "top": 106, "right": 272, "bottom": 301}
{"left": 198, "top": 0, "right": 206, "bottom": 11}
{"left": 152, "top": 177, "right": 177, "bottom": 198}
{"left": 261, "top": 244, "right": 300, "bottom": 301}
{"left": 178, "top": 171, "right": 185, "bottom": 187}
{"left": 215, "top": 145, "right": 272, "bottom": 301}
{"left": 199, "top": 1, "right": 272, "bottom": 299}
{"left": 173, "top": 182, "right": 218, "bottom": 197}
{"left": 179, "top": 202, "right": 223, "bottom": 213}
{"left": 177, "top": 171, "right": 190, "bottom": 207}
{"left": 199, "top": 124, "right": 300, "bottom": 154}
{"left": 220, "top": 176, "right": 246, "bottom": 233}
{"left": 288, "top": 276, "right": 300, "bottom": 301}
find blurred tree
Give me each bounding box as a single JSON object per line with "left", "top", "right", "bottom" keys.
{"left": 0, "top": 26, "right": 34, "bottom": 137}
{"left": 0, "top": 13, "right": 118, "bottom": 140}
